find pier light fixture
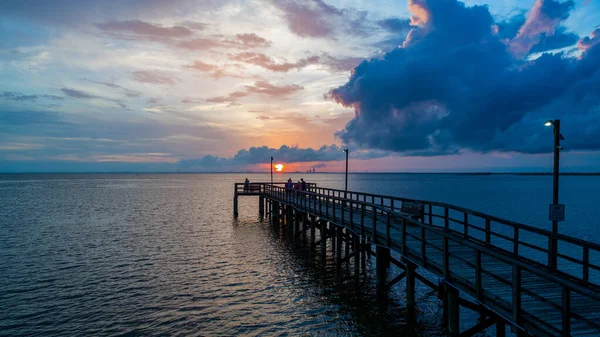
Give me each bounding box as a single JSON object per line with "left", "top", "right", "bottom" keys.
{"left": 342, "top": 149, "right": 349, "bottom": 199}
{"left": 544, "top": 119, "right": 565, "bottom": 272}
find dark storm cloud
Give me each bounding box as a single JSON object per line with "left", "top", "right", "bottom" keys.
{"left": 178, "top": 144, "right": 387, "bottom": 169}
{"left": 529, "top": 27, "right": 579, "bottom": 53}
{"left": 378, "top": 18, "right": 412, "bottom": 34}
{"left": 329, "top": 0, "right": 600, "bottom": 155}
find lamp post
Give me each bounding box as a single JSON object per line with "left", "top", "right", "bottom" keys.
{"left": 270, "top": 156, "right": 273, "bottom": 186}
{"left": 343, "top": 149, "right": 349, "bottom": 199}
{"left": 545, "top": 119, "right": 564, "bottom": 271}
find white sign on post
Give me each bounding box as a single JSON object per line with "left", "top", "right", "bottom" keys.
{"left": 549, "top": 204, "right": 565, "bottom": 222}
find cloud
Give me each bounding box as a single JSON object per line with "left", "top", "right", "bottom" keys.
{"left": 0, "top": 109, "right": 67, "bottom": 126}
{"left": 509, "top": 0, "right": 575, "bottom": 57}
{"left": 529, "top": 26, "right": 579, "bottom": 53}
{"left": 131, "top": 70, "right": 177, "bottom": 85}
{"left": 1, "top": 92, "right": 64, "bottom": 102}
{"left": 178, "top": 21, "right": 208, "bottom": 30}
{"left": 183, "top": 61, "right": 244, "bottom": 79}
{"left": 184, "top": 60, "right": 218, "bottom": 72}
{"left": 578, "top": 28, "right": 600, "bottom": 51}
{"left": 378, "top": 18, "right": 413, "bottom": 34}
{"left": 229, "top": 52, "right": 318, "bottom": 72}
{"left": 205, "top": 81, "right": 303, "bottom": 103}
{"left": 179, "top": 144, "right": 382, "bottom": 169}
{"left": 83, "top": 79, "right": 141, "bottom": 97}
{"left": 61, "top": 88, "right": 128, "bottom": 108}
{"left": 0, "top": 0, "right": 218, "bottom": 24}
{"left": 95, "top": 20, "right": 193, "bottom": 39}
{"left": 175, "top": 33, "right": 271, "bottom": 50}
{"left": 205, "top": 91, "right": 249, "bottom": 103}
{"left": 271, "top": 0, "right": 371, "bottom": 38}
{"left": 245, "top": 81, "right": 303, "bottom": 97}
{"left": 61, "top": 88, "right": 99, "bottom": 99}
{"left": 329, "top": 0, "right": 600, "bottom": 155}
{"left": 229, "top": 52, "right": 363, "bottom": 73}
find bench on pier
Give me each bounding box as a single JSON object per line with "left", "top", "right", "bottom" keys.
{"left": 400, "top": 201, "right": 424, "bottom": 221}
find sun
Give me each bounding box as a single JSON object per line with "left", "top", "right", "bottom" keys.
{"left": 275, "top": 164, "right": 284, "bottom": 172}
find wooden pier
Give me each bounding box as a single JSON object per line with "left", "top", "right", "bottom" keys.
{"left": 234, "top": 182, "right": 600, "bottom": 337}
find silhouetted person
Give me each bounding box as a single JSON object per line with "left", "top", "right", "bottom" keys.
{"left": 301, "top": 178, "right": 306, "bottom": 191}
{"left": 244, "top": 178, "right": 249, "bottom": 192}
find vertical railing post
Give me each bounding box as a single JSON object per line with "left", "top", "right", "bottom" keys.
{"left": 562, "top": 286, "right": 571, "bottom": 337}
{"left": 476, "top": 250, "right": 482, "bottom": 301}
{"left": 428, "top": 204, "right": 433, "bottom": 225}
{"left": 485, "top": 218, "right": 491, "bottom": 244}
{"left": 512, "top": 265, "right": 521, "bottom": 328}
{"left": 463, "top": 212, "right": 468, "bottom": 237}
{"left": 444, "top": 207, "right": 449, "bottom": 232}
{"left": 583, "top": 246, "right": 589, "bottom": 282}
{"left": 513, "top": 227, "right": 519, "bottom": 255}
{"left": 373, "top": 209, "right": 377, "bottom": 244}
{"left": 361, "top": 204, "right": 365, "bottom": 239}
{"left": 386, "top": 213, "right": 391, "bottom": 247}
{"left": 420, "top": 226, "right": 426, "bottom": 266}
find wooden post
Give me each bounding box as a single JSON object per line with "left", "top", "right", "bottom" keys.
{"left": 344, "top": 229, "right": 350, "bottom": 258}
{"left": 310, "top": 215, "right": 316, "bottom": 249}
{"left": 233, "top": 195, "right": 238, "bottom": 218}
{"left": 376, "top": 245, "right": 390, "bottom": 294}
{"left": 320, "top": 220, "right": 327, "bottom": 263}
{"left": 406, "top": 262, "right": 416, "bottom": 321}
{"left": 336, "top": 226, "right": 343, "bottom": 262}
{"left": 446, "top": 284, "right": 460, "bottom": 336}
{"left": 259, "top": 196, "right": 264, "bottom": 218}
{"left": 354, "top": 234, "right": 360, "bottom": 278}
{"left": 496, "top": 321, "right": 506, "bottom": 337}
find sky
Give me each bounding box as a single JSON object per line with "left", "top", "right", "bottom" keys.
{"left": 0, "top": 0, "right": 599, "bottom": 173}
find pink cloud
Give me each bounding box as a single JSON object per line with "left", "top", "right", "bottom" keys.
{"left": 509, "top": 0, "right": 575, "bottom": 57}
{"left": 229, "top": 52, "right": 362, "bottom": 73}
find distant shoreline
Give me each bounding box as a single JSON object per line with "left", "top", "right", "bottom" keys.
{"left": 2, "top": 172, "right": 600, "bottom": 176}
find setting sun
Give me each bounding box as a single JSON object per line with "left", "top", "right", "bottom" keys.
{"left": 275, "top": 164, "right": 284, "bottom": 172}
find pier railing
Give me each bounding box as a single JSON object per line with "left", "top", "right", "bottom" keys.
{"left": 308, "top": 185, "right": 600, "bottom": 285}
{"left": 258, "top": 183, "right": 600, "bottom": 336}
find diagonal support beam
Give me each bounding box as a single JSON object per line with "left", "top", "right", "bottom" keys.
{"left": 459, "top": 317, "right": 496, "bottom": 337}
{"left": 386, "top": 271, "right": 406, "bottom": 290}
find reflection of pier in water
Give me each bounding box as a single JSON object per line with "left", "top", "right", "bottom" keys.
{"left": 234, "top": 182, "right": 600, "bottom": 337}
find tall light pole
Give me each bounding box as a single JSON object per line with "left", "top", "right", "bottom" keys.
{"left": 545, "top": 119, "right": 564, "bottom": 271}
{"left": 270, "top": 156, "right": 273, "bottom": 186}
{"left": 343, "top": 149, "right": 349, "bottom": 199}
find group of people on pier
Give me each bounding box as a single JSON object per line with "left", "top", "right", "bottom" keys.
{"left": 285, "top": 178, "right": 307, "bottom": 195}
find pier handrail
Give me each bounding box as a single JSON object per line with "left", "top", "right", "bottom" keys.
{"left": 307, "top": 185, "right": 600, "bottom": 284}
{"left": 260, "top": 183, "right": 600, "bottom": 336}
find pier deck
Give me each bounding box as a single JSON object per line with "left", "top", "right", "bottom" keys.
{"left": 234, "top": 182, "right": 600, "bottom": 337}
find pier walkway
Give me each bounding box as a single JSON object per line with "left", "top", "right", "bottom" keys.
{"left": 234, "top": 182, "right": 600, "bottom": 337}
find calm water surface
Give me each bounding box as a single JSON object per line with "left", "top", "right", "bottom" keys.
{"left": 1, "top": 173, "right": 598, "bottom": 336}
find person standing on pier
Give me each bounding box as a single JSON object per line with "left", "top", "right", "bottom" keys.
{"left": 301, "top": 178, "right": 306, "bottom": 192}
{"left": 244, "top": 178, "right": 249, "bottom": 192}
{"left": 296, "top": 180, "right": 302, "bottom": 197}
